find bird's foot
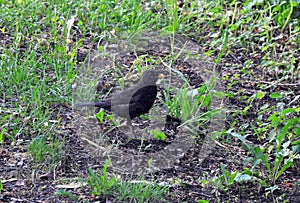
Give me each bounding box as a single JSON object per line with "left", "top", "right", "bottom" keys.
{"left": 117, "top": 125, "right": 137, "bottom": 139}
{"left": 118, "top": 124, "right": 134, "bottom": 133}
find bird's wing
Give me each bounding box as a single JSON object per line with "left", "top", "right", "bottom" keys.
{"left": 110, "top": 85, "right": 139, "bottom": 105}
{"left": 110, "top": 103, "right": 130, "bottom": 118}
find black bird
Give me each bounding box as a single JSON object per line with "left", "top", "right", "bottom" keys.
{"left": 74, "top": 70, "right": 165, "bottom": 126}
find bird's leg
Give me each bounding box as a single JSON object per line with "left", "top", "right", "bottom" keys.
{"left": 126, "top": 118, "right": 135, "bottom": 135}
{"left": 117, "top": 118, "right": 135, "bottom": 136}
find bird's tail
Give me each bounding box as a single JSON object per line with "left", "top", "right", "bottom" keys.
{"left": 73, "top": 101, "right": 111, "bottom": 110}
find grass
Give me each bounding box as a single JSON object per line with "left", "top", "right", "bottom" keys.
{"left": 87, "top": 161, "right": 168, "bottom": 202}
{"left": 29, "top": 133, "right": 63, "bottom": 165}
{"left": 0, "top": 0, "right": 299, "bottom": 202}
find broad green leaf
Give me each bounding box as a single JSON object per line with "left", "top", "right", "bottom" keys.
{"left": 96, "top": 108, "right": 105, "bottom": 123}
{"left": 256, "top": 91, "right": 266, "bottom": 99}
{"left": 234, "top": 173, "right": 252, "bottom": 182}
{"left": 270, "top": 92, "right": 282, "bottom": 99}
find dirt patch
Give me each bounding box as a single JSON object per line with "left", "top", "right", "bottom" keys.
{"left": 1, "top": 31, "right": 299, "bottom": 203}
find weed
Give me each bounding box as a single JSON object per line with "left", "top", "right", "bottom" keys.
{"left": 0, "top": 180, "right": 2, "bottom": 194}
{"left": 151, "top": 129, "right": 166, "bottom": 141}
{"left": 87, "top": 161, "right": 117, "bottom": 197}
{"left": 230, "top": 105, "right": 299, "bottom": 186}
{"left": 54, "top": 190, "right": 78, "bottom": 201}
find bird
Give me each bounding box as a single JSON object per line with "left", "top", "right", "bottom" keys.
{"left": 74, "top": 70, "right": 166, "bottom": 127}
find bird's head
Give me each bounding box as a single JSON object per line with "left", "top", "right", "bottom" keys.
{"left": 140, "top": 70, "right": 166, "bottom": 85}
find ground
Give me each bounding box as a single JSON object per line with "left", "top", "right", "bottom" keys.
{"left": 1, "top": 1, "right": 300, "bottom": 202}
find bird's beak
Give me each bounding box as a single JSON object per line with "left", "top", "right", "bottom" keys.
{"left": 157, "top": 73, "right": 165, "bottom": 79}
